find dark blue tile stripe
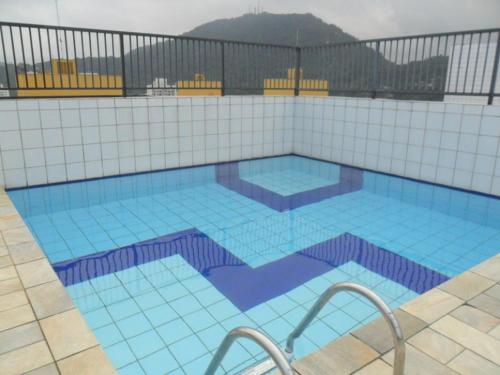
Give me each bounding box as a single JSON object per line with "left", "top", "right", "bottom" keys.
{"left": 53, "top": 229, "right": 449, "bottom": 311}
{"left": 215, "top": 162, "right": 363, "bottom": 211}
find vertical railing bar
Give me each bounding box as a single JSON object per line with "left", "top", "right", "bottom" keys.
{"left": 19, "top": 27, "right": 29, "bottom": 88}
{"left": 381, "top": 41, "right": 387, "bottom": 94}
{"left": 119, "top": 33, "right": 125, "bottom": 94}
{"left": 471, "top": 33, "right": 482, "bottom": 94}
{"left": 220, "top": 41, "right": 225, "bottom": 96}
{"left": 430, "top": 36, "right": 441, "bottom": 92}
{"left": 0, "top": 26, "right": 11, "bottom": 89}
{"left": 480, "top": 32, "right": 492, "bottom": 93}
{"left": 342, "top": 44, "right": 347, "bottom": 90}
{"left": 71, "top": 30, "right": 80, "bottom": 89}
{"left": 161, "top": 37, "right": 166, "bottom": 89}
{"left": 391, "top": 40, "right": 398, "bottom": 91}
{"left": 64, "top": 29, "right": 72, "bottom": 88}
{"left": 418, "top": 37, "right": 426, "bottom": 91}
{"left": 47, "top": 28, "right": 55, "bottom": 88}
{"left": 79, "top": 31, "right": 86, "bottom": 88}
{"left": 149, "top": 35, "right": 153, "bottom": 90}
{"left": 446, "top": 34, "right": 456, "bottom": 93}
{"left": 111, "top": 33, "right": 117, "bottom": 89}
{"left": 455, "top": 34, "right": 465, "bottom": 92}
{"left": 463, "top": 33, "right": 473, "bottom": 93}
{"left": 424, "top": 37, "right": 433, "bottom": 92}
{"left": 136, "top": 35, "right": 140, "bottom": 89}
{"left": 174, "top": 38, "right": 178, "bottom": 90}
{"left": 28, "top": 27, "right": 38, "bottom": 88}
{"left": 88, "top": 31, "right": 95, "bottom": 88}
{"left": 155, "top": 36, "right": 160, "bottom": 88}
{"left": 487, "top": 32, "right": 500, "bottom": 105}
{"left": 167, "top": 38, "right": 171, "bottom": 88}
{"left": 103, "top": 33, "right": 110, "bottom": 89}
{"left": 142, "top": 35, "right": 147, "bottom": 90}
{"left": 127, "top": 35, "right": 133, "bottom": 90}
{"left": 440, "top": 35, "right": 448, "bottom": 92}
{"left": 403, "top": 38, "right": 411, "bottom": 90}
{"left": 179, "top": 39, "right": 187, "bottom": 88}
{"left": 412, "top": 38, "right": 420, "bottom": 91}
{"left": 9, "top": 26, "right": 19, "bottom": 90}
{"left": 372, "top": 41, "right": 380, "bottom": 98}
{"left": 55, "top": 29, "right": 63, "bottom": 88}
{"left": 96, "top": 32, "right": 103, "bottom": 89}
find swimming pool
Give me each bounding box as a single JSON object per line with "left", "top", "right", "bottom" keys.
{"left": 8, "top": 155, "right": 500, "bottom": 374}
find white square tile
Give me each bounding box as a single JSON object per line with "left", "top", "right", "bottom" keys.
{"left": 102, "top": 143, "right": 119, "bottom": 160}
{"left": 26, "top": 167, "right": 47, "bottom": 186}
{"left": 0, "top": 131, "right": 22, "bottom": 150}
{"left": 99, "top": 108, "right": 116, "bottom": 126}
{"left": 4, "top": 169, "right": 27, "bottom": 187}
{"left": 83, "top": 144, "right": 102, "bottom": 161}
{"left": 21, "top": 130, "right": 43, "bottom": 149}
{"left": 80, "top": 109, "right": 99, "bottom": 126}
{"left": 100, "top": 126, "right": 117, "bottom": 143}
{"left": 62, "top": 128, "right": 82, "bottom": 146}
{"left": 64, "top": 145, "right": 84, "bottom": 163}
{"left": 85, "top": 161, "right": 103, "bottom": 178}
{"left": 24, "top": 148, "right": 46, "bottom": 167}
{"left": 67, "top": 163, "right": 86, "bottom": 180}
{"left": 476, "top": 136, "right": 499, "bottom": 156}
{"left": 40, "top": 110, "right": 61, "bottom": 129}
{"left": 42, "top": 128, "right": 63, "bottom": 147}
{"left": 60, "top": 109, "right": 80, "bottom": 128}
{"left": 82, "top": 127, "right": 100, "bottom": 144}
{"left": 45, "top": 147, "right": 65, "bottom": 165}
{"left": 18, "top": 111, "right": 39, "bottom": 130}
{"left": 116, "top": 108, "right": 133, "bottom": 124}
{"left": 474, "top": 154, "right": 496, "bottom": 175}
{"left": 1, "top": 150, "right": 24, "bottom": 169}
{"left": 46, "top": 164, "right": 67, "bottom": 183}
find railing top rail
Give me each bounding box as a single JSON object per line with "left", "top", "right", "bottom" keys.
{"left": 0, "top": 20, "right": 297, "bottom": 49}
{"left": 302, "top": 26, "right": 500, "bottom": 49}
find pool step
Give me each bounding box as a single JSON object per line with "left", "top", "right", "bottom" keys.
{"left": 239, "top": 358, "right": 276, "bottom": 374}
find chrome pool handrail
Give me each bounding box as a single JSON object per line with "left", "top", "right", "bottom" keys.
{"left": 285, "top": 282, "right": 406, "bottom": 375}
{"left": 204, "top": 326, "right": 294, "bottom": 375}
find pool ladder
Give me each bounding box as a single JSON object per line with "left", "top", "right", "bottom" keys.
{"left": 204, "top": 282, "right": 406, "bottom": 375}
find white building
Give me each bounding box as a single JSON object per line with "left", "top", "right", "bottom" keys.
{"left": 444, "top": 41, "right": 499, "bottom": 105}
{"left": 0, "top": 84, "right": 9, "bottom": 97}
{"left": 146, "top": 78, "right": 177, "bottom": 96}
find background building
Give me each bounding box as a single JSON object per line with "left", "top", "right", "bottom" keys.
{"left": 176, "top": 73, "right": 222, "bottom": 96}
{"left": 263, "top": 68, "right": 328, "bottom": 96}
{"left": 146, "top": 78, "right": 177, "bottom": 96}
{"left": 16, "top": 59, "right": 122, "bottom": 97}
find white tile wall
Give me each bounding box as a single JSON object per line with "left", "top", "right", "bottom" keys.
{"left": 1, "top": 95, "right": 498, "bottom": 197}
{"left": 293, "top": 96, "right": 500, "bottom": 196}
{"left": 0, "top": 96, "right": 294, "bottom": 188}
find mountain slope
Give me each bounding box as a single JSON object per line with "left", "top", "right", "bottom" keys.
{"left": 183, "top": 12, "right": 356, "bottom": 47}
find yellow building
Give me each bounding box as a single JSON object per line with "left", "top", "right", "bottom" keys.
{"left": 16, "top": 59, "right": 122, "bottom": 97}
{"left": 263, "top": 68, "right": 328, "bottom": 96}
{"left": 176, "top": 74, "right": 222, "bottom": 96}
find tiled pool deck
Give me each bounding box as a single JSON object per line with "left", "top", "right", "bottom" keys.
{"left": 1, "top": 186, "right": 499, "bottom": 374}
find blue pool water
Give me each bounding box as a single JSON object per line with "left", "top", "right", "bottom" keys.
{"left": 9, "top": 155, "right": 500, "bottom": 374}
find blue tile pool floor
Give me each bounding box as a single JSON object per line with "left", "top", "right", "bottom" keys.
{"left": 8, "top": 155, "right": 500, "bottom": 374}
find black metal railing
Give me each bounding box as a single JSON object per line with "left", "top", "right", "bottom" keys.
{"left": 0, "top": 21, "right": 499, "bottom": 103}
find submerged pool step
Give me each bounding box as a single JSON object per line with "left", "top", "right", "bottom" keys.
{"left": 239, "top": 358, "right": 277, "bottom": 375}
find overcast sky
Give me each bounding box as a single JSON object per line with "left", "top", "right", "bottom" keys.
{"left": 1, "top": 0, "right": 499, "bottom": 40}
